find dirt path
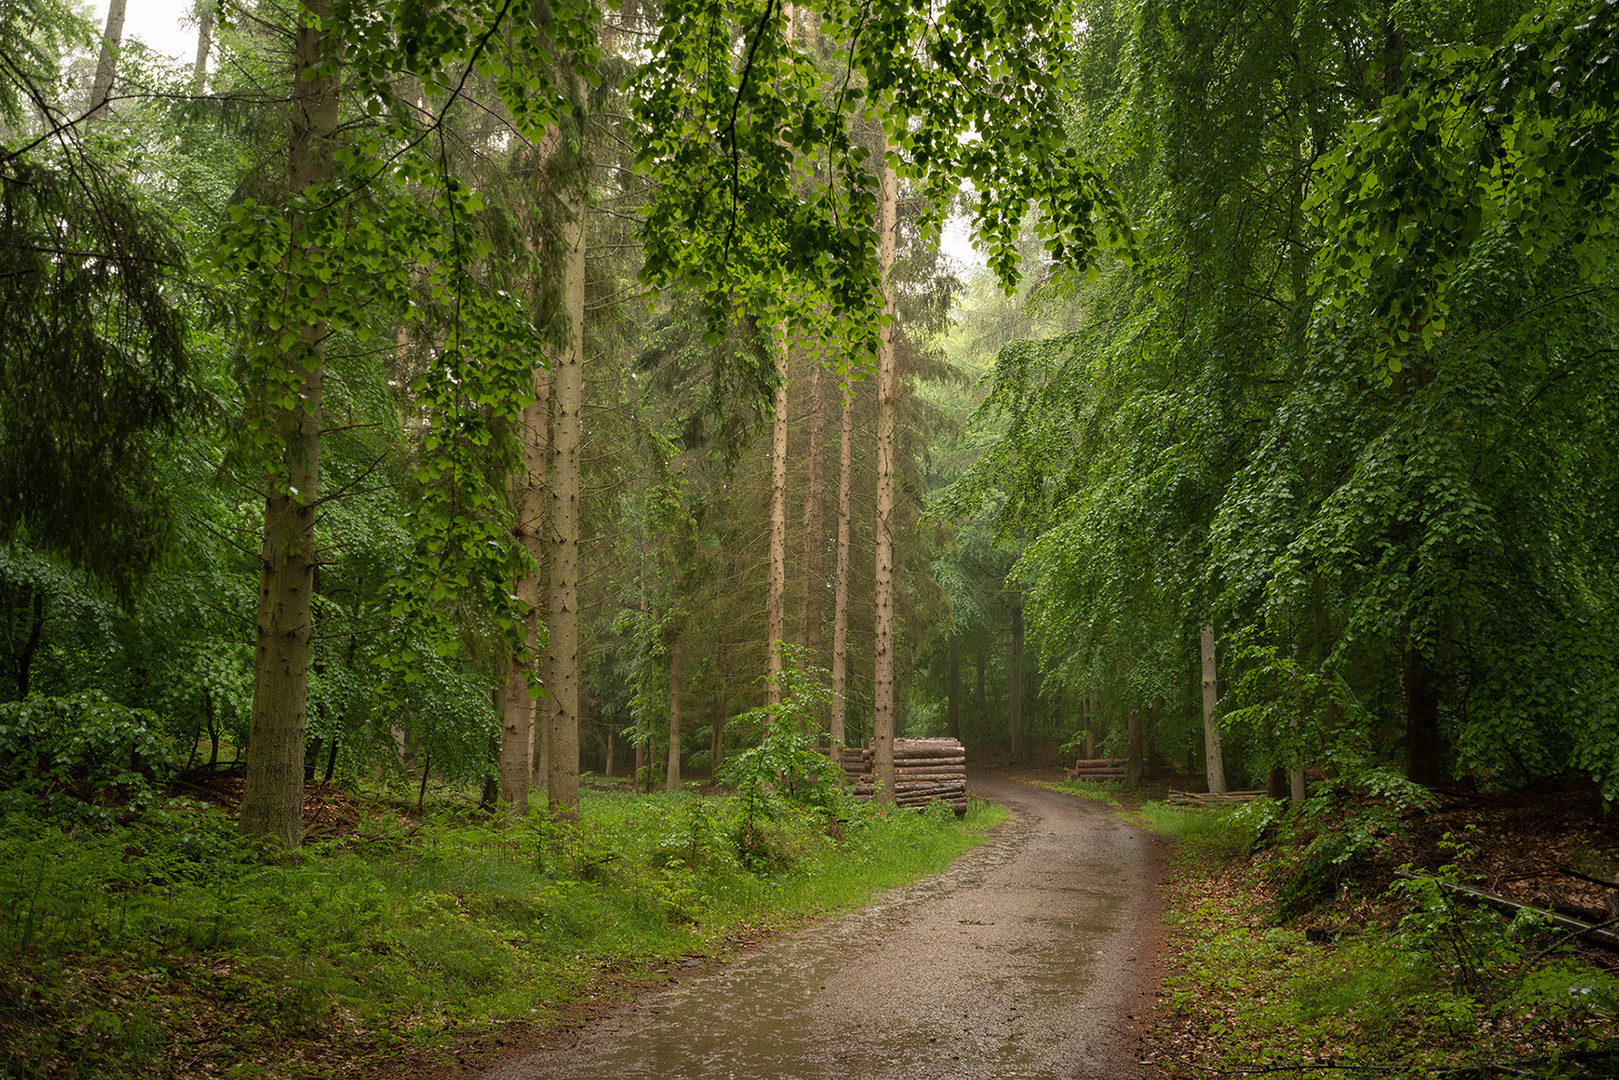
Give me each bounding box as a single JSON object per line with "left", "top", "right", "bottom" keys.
{"left": 475, "top": 775, "right": 1167, "bottom": 1080}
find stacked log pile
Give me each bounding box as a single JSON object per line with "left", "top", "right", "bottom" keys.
{"left": 1065, "top": 757, "right": 1127, "bottom": 783}
{"left": 843, "top": 738, "right": 968, "bottom": 815}
{"left": 1166, "top": 789, "right": 1267, "bottom": 807}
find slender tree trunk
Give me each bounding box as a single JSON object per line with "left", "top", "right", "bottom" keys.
{"left": 546, "top": 170, "right": 585, "bottom": 821}
{"left": 1200, "top": 623, "right": 1226, "bottom": 793}
{"left": 666, "top": 632, "right": 682, "bottom": 790}
{"left": 870, "top": 151, "right": 899, "bottom": 805}
{"left": 1126, "top": 707, "right": 1143, "bottom": 788}
{"left": 829, "top": 375, "right": 854, "bottom": 747}
{"left": 87, "top": 0, "right": 126, "bottom": 119}
{"left": 975, "top": 641, "right": 986, "bottom": 720}
{"left": 765, "top": 8, "right": 797, "bottom": 710}
{"left": 192, "top": 1, "right": 214, "bottom": 92}
{"left": 1008, "top": 601, "right": 1024, "bottom": 762}
{"left": 946, "top": 635, "right": 960, "bottom": 740}
{"left": 529, "top": 366, "right": 552, "bottom": 796}
{"left": 239, "top": 0, "right": 338, "bottom": 847}
{"left": 712, "top": 566, "right": 729, "bottom": 773}
{"left": 799, "top": 360, "right": 826, "bottom": 677}
{"left": 767, "top": 330, "right": 789, "bottom": 707}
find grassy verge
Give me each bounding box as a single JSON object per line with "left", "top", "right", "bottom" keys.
{"left": 1137, "top": 797, "right": 1619, "bottom": 1079}
{"left": 0, "top": 786, "right": 1005, "bottom": 1079}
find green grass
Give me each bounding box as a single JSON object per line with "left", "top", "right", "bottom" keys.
{"left": 0, "top": 790, "right": 1005, "bottom": 1079}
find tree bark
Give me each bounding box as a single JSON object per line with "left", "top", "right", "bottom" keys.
{"left": 799, "top": 359, "right": 826, "bottom": 680}
{"left": 871, "top": 150, "right": 898, "bottom": 804}
{"left": 1008, "top": 601, "right": 1024, "bottom": 762}
{"left": 546, "top": 167, "right": 586, "bottom": 821}
{"left": 946, "top": 634, "right": 960, "bottom": 740}
{"left": 767, "top": 327, "right": 789, "bottom": 708}
{"left": 239, "top": 0, "right": 339, "bottom": 847}
{"left": 87, "top": 0, "right": 127, "bottom": 120}
{"left": 1200, "top": 623, "right": 1226, "bottom": 794}
{"left": 192, "top": 1, "right": 215, "bottom": 92}
{"left": 666, "top": 631, "right": 682, "bottom": 789}
{"left": 1126, "top": 707, "right": 1143, "bottom": 788}
{"left": 1403, "top": 638, "right": 1441, "bottom": 787}
{"left": 829, "top": 373, "right": 854, "bottom": 748}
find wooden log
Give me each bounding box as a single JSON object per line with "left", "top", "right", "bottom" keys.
{"left": 894, "top": 766, "right": 968, "bottom": 779}
{"left": 1393, "top": 871, "right": 1619, "bottom": 953}
{"left": 1072, "top": 758, "right": 1128, "bottom": 767}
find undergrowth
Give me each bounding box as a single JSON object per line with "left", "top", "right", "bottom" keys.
{"left": 0, "top": 787, "right": 1004, "bottom": 1079}
{"left": 1141, "top": 786, "right": 1619, "bottom": 1078}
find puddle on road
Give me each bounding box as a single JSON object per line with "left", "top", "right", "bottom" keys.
{"left": 491, "top": 786, "right": 1146, "bottom": 1080}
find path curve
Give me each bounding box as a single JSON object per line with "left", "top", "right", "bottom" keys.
{"left": 479, "top": 774, "right": 1164, "bottom": 1080}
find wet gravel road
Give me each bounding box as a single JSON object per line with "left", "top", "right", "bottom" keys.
{"left": 480, "top": 775, "right": 1163, "bottom": 1080}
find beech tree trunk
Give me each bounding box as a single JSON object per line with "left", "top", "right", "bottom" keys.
{"left": 829, "top": 373, "right": 854, "bottom": 748}
{"left": 87, "top": 0, "right": 126, "bottom": 119}
{"left": 871, "top": 151, "right": 899, "bottom": 804}
{"left": 239, "top": 0, "right": 338, "bottom": 847}
{"left": 529, "top": 366, "right": 552, "bottom": 796}
{"left": 546, "top": 172, "right": 585, "bottom": 821}
{"left": 1200, "top": 623, "right": 1226, "bottom": 794}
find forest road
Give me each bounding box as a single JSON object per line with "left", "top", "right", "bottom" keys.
{"left": 477, "top": 774, "right": 1168, "bottom": 1080}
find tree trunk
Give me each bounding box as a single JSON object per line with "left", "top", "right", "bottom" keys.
{"left": 503, "top": 291, "right": 553, "bottom": 818}
{"left": 1008, "top": 601, "right": 1024, "bottom": 762}
{"left": 799, "top": 360, "right": 826, "bottom": 680}
{"left": 192, "top": 1, "right": 215, "bottom": 92}
{"left": 767, "top": 329, "right": 789, "bottom": 708}
{"left": 829, "top": 374, "right": 854, "bottom": 748}
{"left": 1126, "top": 707, "right": 1143, "bottom": 788}
{"left": 87, "top": 0, "right": 127, "bottom": 119}
{"left": 546, "top": 167, "right": 586, "bottom": 821}
{"left": 1200, "top": 623, "right": 1226, "bottom": 794}
{"left": 975, "top": 641, "right": 987, "bottom": 720}
{"left": 239, "top": 0, "right": 338, "bottom": 847}
{"left": 871, "top": 151, "right": 899, "bottom": 805}
{"left": 529, "top": 366, "right": 552, "bottom": 797}
{"left": 666, "top": 632, "right": 682, "bottom": 790}
{"left": 946, "top": 634, "right": 960, "bottom": 740}
{"left": 1403, "top": 638, "right": 1441, "bottom": 787}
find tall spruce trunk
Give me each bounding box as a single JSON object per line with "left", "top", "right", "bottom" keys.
{"left": 500, "top": 380, "right": 548, "bottom": 817}
{"left": 829, "top": 374, "right": 854, "bottom": 748}
{"left": 798, "top": 361, "right": 826, "bottom": 680}
{"left": 239, "top": 0, "right": 339, "bottom": 847}
{"left": 529, "top": 366, "right": 552, "bottom": 795}
{"left": 1008, "top": 601, "right": 1024, "bottom": 761}
{"left": 546, "top": 174, "right": 585, "bottom": 821}
{"left": 666, "top": 632, "right": 682, "bottom": 790}
{"left": 1200, "top": 624, "right": 1226, "bottom": 793}
{"left": 767, "top": 330, "right": 789, "bottom": 707}
{"left": 946, "top": 635, "right": 960, "bottom": 740}
{"left": 871, "top": 152, "right": 898, "bottom": 804}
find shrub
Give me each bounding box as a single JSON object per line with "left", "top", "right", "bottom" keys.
{"left": 0, "top": 692, "right": 173, "bottom": 822}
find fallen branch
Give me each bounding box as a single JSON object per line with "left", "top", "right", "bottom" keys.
{"left": 1394, "top": 870, "right": 1619, "bottom": 953}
